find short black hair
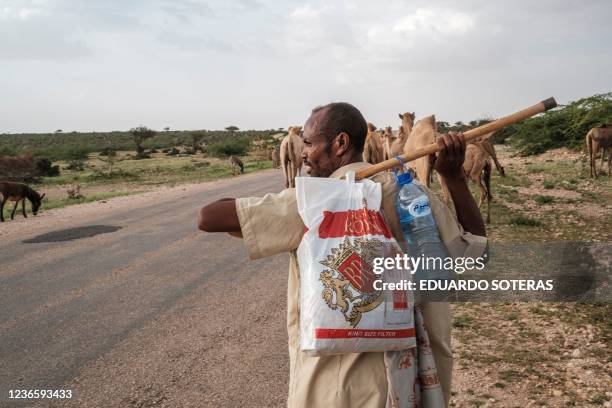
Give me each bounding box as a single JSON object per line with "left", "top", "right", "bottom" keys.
{"left": 311, "top": 102, "right": 367, "bottom": 153}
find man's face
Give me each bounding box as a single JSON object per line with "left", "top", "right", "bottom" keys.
{"left": 301, "top": 111, "right": 338, "bottom": 178}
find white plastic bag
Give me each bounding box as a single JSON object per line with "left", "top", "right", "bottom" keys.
{"left": 296, "top": 171, "right": 415, "bottom": 355}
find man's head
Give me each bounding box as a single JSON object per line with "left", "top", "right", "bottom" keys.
{"left": 301, "top": 102, "right": 367, "bottom": 178}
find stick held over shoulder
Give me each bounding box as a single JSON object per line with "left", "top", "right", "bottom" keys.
{"left": 356, "top": 97, "right": 557, "bottom": 180}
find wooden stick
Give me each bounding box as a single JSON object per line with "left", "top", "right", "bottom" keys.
{"left": 355, "top": 97, "right": 557, "bottom": 180}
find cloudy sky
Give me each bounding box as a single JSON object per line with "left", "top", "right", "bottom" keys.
{"left": 1, "top": 0, "right": 610, "bottom": 133}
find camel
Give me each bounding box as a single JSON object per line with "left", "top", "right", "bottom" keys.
{"left": 473, "top": 136, "right": 505, "bottom": 177}
{"left": 586, "top": 125, "right": 612, "bottom": 178}
{"left": 398, "top": 112, "right": 415, "bottom": 137}
{"left": 382, "top": 126, "right": 409, "bottom": 162}
{"left": 272, "top": 145, "right": 281, "bottom": 169}
{"left": 403, "top": 115, "right": 439, "bottom": 185}
{"left": 363, "top": 122, "right": 384, "bottom": 164}
{"left": 280, "top": 126, "right": 304, "bottom": 188}
{"left": 463, "top": 135, "right": 503, "bottom": 224}
{"left": 0, "top": 182, "right": 45, "bottom": 222}
{"left": 229, "top": 155, "right": 244, "bottom": 176}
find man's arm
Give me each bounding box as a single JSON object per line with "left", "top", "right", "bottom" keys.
{"left": 197, "top": 198, "right": 241, "bottom": 232}
{"left": 432, "top": 133, "right": 487, "bottom": 237}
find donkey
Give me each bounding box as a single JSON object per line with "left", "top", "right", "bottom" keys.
{"left": 0, "top": 182, "right": 46, "bottom": 222}
{"left": 272, "top": 145, "right": 281, "bottom": 169}
{"left": 229, "top": 155, "right": 244, "bottom": 176}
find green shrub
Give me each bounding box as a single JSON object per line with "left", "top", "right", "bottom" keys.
{"left": 543, "top": 180, "right": 555, "bottom": 189}
{"left": 207, "top": 138, "right": 251, "bottom": 157}
{"left": 509, "top": 216, "right": 542, "bottom": 226}
{"left": 0, "top": 145, "right": 18, "bottom": 156}
{"left": 35, "top": 158, "right": 60, "bottom": 177}
{"left": 534, "top": 195, "right": 554, "bottom": 204}
{"left": 493, "top": 93, "right": 612, "bottom": 155}
{"left": 66, "top": 159, "right": 85, "bottom": 171}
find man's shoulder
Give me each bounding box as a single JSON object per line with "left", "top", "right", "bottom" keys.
{"left": 369, "top": 171, "right": 397, "bottom": 192}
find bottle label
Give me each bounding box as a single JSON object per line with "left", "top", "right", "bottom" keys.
{"left": 408, "top": 195, "right": 431, "bottom": 218}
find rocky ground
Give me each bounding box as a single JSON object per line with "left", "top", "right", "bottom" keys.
{"left": 450, "top": 146, "right": 611, "bottom": 407}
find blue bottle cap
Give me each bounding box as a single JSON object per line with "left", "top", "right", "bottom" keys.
{"left": 396, "top": 171, "right": 413, "bottom": 185}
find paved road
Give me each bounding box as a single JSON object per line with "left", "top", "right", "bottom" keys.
{"left": 0, "top": 170, "right": 290, "bottom": 408}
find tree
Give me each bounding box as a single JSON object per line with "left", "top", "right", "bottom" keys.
{"left": 164, "top": 127, "right": 170, "bottom": 131}
{"left": 55, "top": 129, "right": 63, "bottom": 133}
{"left": 190, "top": 131, "right": 206, "bottom": 151}
{"left": 437, "top": 121, "right": 450, "bottom": 132}
{"left": 97, "top": 148, "right": 123, "bottom": 176}
{"left": 129, "top": 126, "right": 156, "bottom": 158}
{"left": 225, "top": 126, "right": 239, "bottom": 137}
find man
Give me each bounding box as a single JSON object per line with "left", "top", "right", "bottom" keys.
{"left": 198, "top": 102, "right": 487, "bottom": 407}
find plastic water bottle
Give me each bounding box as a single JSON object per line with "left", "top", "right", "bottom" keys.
{"left": 394, "top": 171, "right": 451, "bottom": 281}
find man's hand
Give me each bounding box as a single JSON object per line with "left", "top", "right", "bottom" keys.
{"left": 430, "top": 131, "right": 466, "bottom": 180}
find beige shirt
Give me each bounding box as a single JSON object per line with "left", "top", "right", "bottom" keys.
{"left": 235, "top": 162, "right": 487, "bottom": 408}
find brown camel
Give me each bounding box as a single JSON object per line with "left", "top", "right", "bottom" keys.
{"left": 363, "top": 122, "right": 384, "bottom": 164}
{"left": 586, "top": 125, "right": 612, "bottom": 178}
{"left": 280, "top": 126, "right": 304, "bottom": 188}
{"left": 463, "top": 137, "right": 499, "bottom": 224}
{"left": 382, "top": 126, "right": 409, "bottom": 162}
{"left": 402, "top": 115, "right": 438, "bottom": 185}
{"left": 467, "top": 133, "right": 505, "bottom": 177}
{"left": 398, "top": 112, "right": 415, "bottom": 137}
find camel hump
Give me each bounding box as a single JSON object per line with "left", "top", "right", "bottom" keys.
{"left": 420, "top": 114, "right": 436, "bottom": 126}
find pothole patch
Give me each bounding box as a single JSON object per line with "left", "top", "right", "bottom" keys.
{"left": 23, "top": 225, "right": 122, "bottom": 243}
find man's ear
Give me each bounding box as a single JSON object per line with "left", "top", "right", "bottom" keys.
{"left": 335, "top": 132, "right": 350, "bottom": 156}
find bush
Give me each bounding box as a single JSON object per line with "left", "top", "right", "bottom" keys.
{"left": 35, "top": 158, "right": 60, "bottom": 177}
{"left": 66, "top": 159, "right": 85, "bottom": 171}
{"left": 207, "top": 138, "right": 251, "bottom": 157}
{"left": 534, "top": 195, "right": 554, "bottom": 204}
{"left": 64, "top": 147, "right": 90, "bottom": 161}
{"left": 99, "top": 147, "right": 116, "bottom": 156}
{"left": 509, "top": 216, "right": 542, "bottom": 226}
{"left": 493, "top": 93, "right": 612, "bottom": 155}
{"left": 0, "top": 155, "right": 38, "bottom": 182}
{"left": 0, "top": 145, "right": 18, "bottom": 156}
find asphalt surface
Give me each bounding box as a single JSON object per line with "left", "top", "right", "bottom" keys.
{"left": 0, "top": 169, "right": 290, "bottom": 408}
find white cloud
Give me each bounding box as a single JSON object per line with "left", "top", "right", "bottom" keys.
{"left": 0, "top": 0, "right": 610, "bottom": 132}
{"left": 393, "top": 8, "right": 475, "bottom": 35}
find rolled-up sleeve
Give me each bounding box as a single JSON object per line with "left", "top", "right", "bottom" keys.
{"left": 235, "top": 188, "right": 305, "bottom": 259}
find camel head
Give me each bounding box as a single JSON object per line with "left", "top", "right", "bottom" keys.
{"left": 288, "top": 126, "right": 302, "bottom": 136}
{"left": 383, "top": 126, "right": 394, "bottom": 139}
{"left": 367, "top": 122, "right": 377, "bottom": 133}
{"left": 398, "top": 112, "right": 416, "bottom": 128}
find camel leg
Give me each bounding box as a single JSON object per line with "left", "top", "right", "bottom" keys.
{"left": 290, "top": 161, "right": 296, "bottom": 188}
{"left": 608, "top": 150, "right": 611, "bottom": 178}
{"left": 486, "top": 190, "right": 491, "bottom": 224}
{"left": 476, "top": 178, "right": 487, "bottom": 209}
{"left": 10, "top": 201, "right": 19, "bottom": 220}
{"left": 0, "top": 198, "right": 5, "bottom": 222}
{"left": 282, "top": 160, "right": 290, "bottom": 189}
{"left": 22, "top": 198, "right": 27, "bottom": 218}
{"left": 483, "top": 162, "right": 492, "bottom": 224}
{"left": 591, "top": 140, "right": 599, "bottom": 178}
